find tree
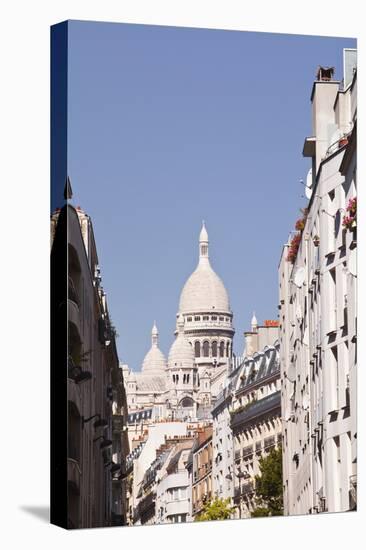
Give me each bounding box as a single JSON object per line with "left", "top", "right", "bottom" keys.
{"left": 251, "top": 446, "right": 283, "bottom": 517}
{"left": 195, "top": 497, "right": 235, "bottom": 521}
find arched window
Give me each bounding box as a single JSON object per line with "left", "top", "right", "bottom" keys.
{"left": 220, "top": 341, "right": 225, "bottom": 357}
{"left": 226, "top": 342, "right": 230, "bottom": 357}
{"left": 194, "top": 341, "right": 201, "bottom": 358}
{"left": 180, "top": 396, "right": 194, "bottom": 408}
{"left": 187, "top": 374, "right": 190, "bottom": 384}
{"left": 203, "top": 341, "right": 209, "bottom": 357}
{"left": 212, "top": 341, "right": 218, "bottom": 357}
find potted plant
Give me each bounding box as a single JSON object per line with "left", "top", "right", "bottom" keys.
{"left": 342, "top": 197, "right": 357, "bottom": 231}
{"left": 286, "top": 233, "right": 302, "bottom": 263}
{"left": 295, "top": 218, "right": 305, "bottom": 232}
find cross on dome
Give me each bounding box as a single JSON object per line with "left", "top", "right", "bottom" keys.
{"left": 151, "top": 321, "right": 159, "bottom": 346}
{"left": 199, "top": 220, "right": 209, "bottom": 261}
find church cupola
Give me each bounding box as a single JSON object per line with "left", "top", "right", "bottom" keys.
{"left": 141, "top": 322, "right": 167, "bottom": 374}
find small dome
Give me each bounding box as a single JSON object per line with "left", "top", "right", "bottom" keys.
{"left": 168, "top": 315, "right": 195, "bottom": 369}
{"left": 141, "top": 323, "right": 167, "bottom": 374}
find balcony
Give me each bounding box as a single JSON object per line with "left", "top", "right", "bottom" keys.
{"left": 242, "top": 481, "right": 254, "bottom": 496}
{"left": 234, "top": 482, "right": 254, "bottom": 500}
{"left": 67, "top": 457, "right": 81, "bottom": 494}
{"left": 112, "top": 414, "right": 124, "bottom": 433}
{"left": 231, "top": 391, "right": 281, "bottom": 430}
{"left": 242, "top": 446, "right": 254, "bottom": 461}
{"left": 349, "top": 475, "right": 357, "bottom": 510}
{"left": 264, "top": 436, "right": 276, "bottom": 451}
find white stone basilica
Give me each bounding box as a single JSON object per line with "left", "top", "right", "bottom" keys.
{"left": 123, "top": 223, "right": 235, "bottom": 423}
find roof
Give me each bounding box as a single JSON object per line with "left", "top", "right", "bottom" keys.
{"left": 236, "top": 341, "right": 280, "bottom": 394}
{"left": 179, "top": 223, "right": 231, "bottom": 314}
{"left": 136, "top": 374, "right": 166, "bottom": 392}
{"left": 231, "top": 390, "right": 281, "bottom": 429}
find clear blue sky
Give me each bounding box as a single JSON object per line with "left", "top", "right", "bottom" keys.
{"left": 66, "top": 20, "right": 356, "bottom": 371}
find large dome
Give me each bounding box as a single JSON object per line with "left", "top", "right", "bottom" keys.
{"left": 179, "top": 222, "right": 230, "bottom": 314}
{"left": 141, "top": 322, "right": 167, "bottom": 374}
{"left": 168, "top": 316, "right": 195, "bottom": 369}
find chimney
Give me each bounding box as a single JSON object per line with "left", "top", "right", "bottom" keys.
{"left": 310, "top": 66, "right": 340, "bottom": 172}
{"left": 244, "top": 331, "right": 258, "bottom": 357}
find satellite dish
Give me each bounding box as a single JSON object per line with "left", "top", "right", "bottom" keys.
{"left": 296, "top": 304, "right": 302, "bottom": 321}
{"left": 294, "top": 267, "right": 305, "bottom": 288}
{"left": 302, "top": 394, "right": 310, "bottom": 410}
{"left": 349, "top": 248, "right": 357, "bottom": 277}
{"left": 305, "top": 169, "right": 313, "bottom": 199}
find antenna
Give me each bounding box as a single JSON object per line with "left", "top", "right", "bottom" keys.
{"left": 300, "top": 170, "right": 313, "bottom": 200}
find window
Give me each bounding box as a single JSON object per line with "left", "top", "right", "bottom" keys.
{"left": 194, "top": 341, "right": 201, "bottom": 358}
{"left": 187, "top": 317, "right": 192, "bottom": 322}
{"left": 220, "top": 341, "right": 225, "bottom": 357}
{"left": 212, "top": 341, "right": 218, "bottom": 357}
{"left": 211, "top": 315, "right": 217, "bottom": 321}
{"left": 203, "top": 341, "right": 209, "bottom": 357}
{"left": 194, "top": 316, "right": 201, "bottom": 321}
{"left": 203, "top": 315, "right": 209, "bottom": 321}
{"left": 226, "top": 342, "right": 230, "bottom": 357}
{"left": 219, "top": 316, "right": 224, "bottom": 321}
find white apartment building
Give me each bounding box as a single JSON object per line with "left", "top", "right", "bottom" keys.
{"left": 211, "top": 316, "right": 281, "bottom": 517}
{"left": 156, "top": 441, "right": 193, "bottom": 524}
{"left": 279, "top": 50, "right": 357, "bottom": 515}
{"left": 231, "top": 335, "right": 281, "bottom": 518}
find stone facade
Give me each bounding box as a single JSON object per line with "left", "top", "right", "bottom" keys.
{"left": 230, "top": 330, "right": 281, "bottom": 518}
{"left": 52, "top": 199, "right": 129, "bottom": 529}
{"left": 280, "top": 51, "right": 357, "bottom": 515}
